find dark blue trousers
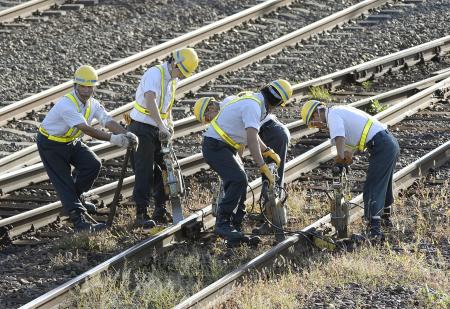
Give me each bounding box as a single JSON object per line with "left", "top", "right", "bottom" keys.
{"left": 202, "top": 137, "right": 248, "bottom": 219}
{"left": 259, "top": 118, "right": 290, "bottom": 188}
{"left": 128, "top": 120, "right": 167, "bottom": 208}
{"left": 36, "top": 133, "right": 101, "bottom": 214}
{"left": 363, "top": 130, "right": 400, "bottom": 220}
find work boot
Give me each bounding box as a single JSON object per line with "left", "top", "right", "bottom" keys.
{"left": 215, "top": 214, "right": 245, "bottom": 244}
{"left": 152, "top": 206, "right": 172, "bottom": 224}
{"left": 369, "top": 217, "right": 384, "bottom": 241}
{"left": 69, "top": 209, "right": 106, "bottom": 233}
{"left": 134, "top": 205, "right": 156, "bottom": 228}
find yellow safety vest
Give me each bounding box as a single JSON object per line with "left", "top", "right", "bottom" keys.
{"left": 133, "top": 65, "right": 176, "bottom": 120}
{"left": 210, "top": 95, "right": 263, "bottom": 150}
{"left": 39, "top": 93, "right": 92, "bottom": 143}
{"left": 345, "top": 118, "right": 374, "bottom": 151}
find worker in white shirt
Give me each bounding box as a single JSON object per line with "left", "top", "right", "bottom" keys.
{"left": 37, "top": 65, "right": 138, "bottom": 233}
{"left": 301, "top": 101, "right": 400, "bottom": 239}
{"left": 127, "top": 48, "right": 199, "bottom": 228}
{"left": 194, "top": 91, "right": 291, "bottom": 235}
{"left": 195, "top": 79, "right": 292, "bottom": 244}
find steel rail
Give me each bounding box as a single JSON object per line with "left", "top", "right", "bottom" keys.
{"left": 0, "top": 0, "right": 296, "bottom": 126}
{"left": 1, "top": 73, "right": 447, "bottom": 238}
{"left": 174, "top": 139, "right": 450, "bottom": 309}
{"left": 0, "top": 0, "right": 394, "bottom": 173}
{"left": 1, "top": 67, "right": 448, "bottom": 195}
{"left": 20, "top": 89, "right": 450, "bottom": 308}
{"left": 1, "top": 33, "right": 449, "bottom": 175}
{"left": 0, "top": 0, "right": 65, "bottom": 23}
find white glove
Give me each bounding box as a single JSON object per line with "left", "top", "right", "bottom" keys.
{"left": 110, "top": 133, "right": 129, "bottom": 148}
{"left": 158, "top": 126, "right": 172, "bottom": 142}
{"left": 125, "top": 132, "right": 139, "bottom": 151}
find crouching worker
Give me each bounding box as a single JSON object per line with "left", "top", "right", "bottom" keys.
{"left": 301, "top": 101, "right": 400, "bottom": 239}
{"left": 195, "top": 79, "right": 293, "bottom": 245}
{"left": 37, "top": 65, "right": 138, "bottom": 233}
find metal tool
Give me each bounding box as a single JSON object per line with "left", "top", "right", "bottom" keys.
{"left": 161, "top": 140, "right": 185, "bottom": 223}
{"left": 106, "top": 147, "right": 132, "bottom": 227}
{"left": 330, "top": 166, "right": 350, "bottom": 238}
{"left": 263, "top": 162, "right": 287, "bottom": 242}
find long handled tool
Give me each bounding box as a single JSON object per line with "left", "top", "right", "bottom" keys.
{"left": 106, "top": 146, "right": 132, "bottom": 227}
{"left": 161, "top": 140, "right": 185, "bottom": 223}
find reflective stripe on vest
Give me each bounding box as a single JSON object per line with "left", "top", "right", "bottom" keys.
{"left": 357, "top": 119, "right": 374, "bottom": 151}
{"left": 39, "top": 93, "right": 91, "bottom": 143}
{"left": 133, "top": 65, "right": 176, "bottom": 120}
{"left": 210, "top": 95, "right": 262, "bottom": 150}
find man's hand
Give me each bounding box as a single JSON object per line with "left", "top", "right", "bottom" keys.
{"left": 126, "top": 132, "right": 139, "bottom": 151}
{"left": 262, "top": 147, "right": 281, "bottom": 167}
{"left": 260, "top": 164, "right": 275, "bottom": 185}
{"left": 110, "top": 133, "right": 130, "bottom": 148}
{"left": 335, "top": 152, "right": 353, "bottom": 165}
{"left": 158, "top": 125, "right": 172, "bottom": 141}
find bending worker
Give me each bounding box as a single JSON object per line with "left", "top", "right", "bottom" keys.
{"left": 301, "top": 101, "right": 400, "bottom": 239}
{"left": 37, "top": 65, "right": 138, "bottom": 233}
{"left": 127, "top": 48, "right": 199, "bottom": 228}
{"left": 195, "top": 79, "right": 292, "bottom": 244}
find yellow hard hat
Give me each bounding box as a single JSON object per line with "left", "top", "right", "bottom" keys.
{"left": 269, "top": 79, "right": 293, "bottom": 106}
{"left": 74, "top": 65, "right": 98, "bottom": 86}
{"left": 172, "top": 48, "right": 199, "bottom": 78}
{"left": 193, "top": 97, "right": 215, "bottom": 123}
{"left": 301, "top": 100, "right": 323, "bottom": 126}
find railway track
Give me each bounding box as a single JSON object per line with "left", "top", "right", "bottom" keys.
{"left": 1, "top": 1, "right": 449, "bottom": 306}
{"left": 19, "top": 75, "right": 450, "bottom": 308}
{"left": 1, "top": 43, "right": 449, "bottom": 239}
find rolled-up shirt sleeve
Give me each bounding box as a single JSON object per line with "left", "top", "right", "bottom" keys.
{"left": 94, "top": 103, "right": 113, "bottom": 127}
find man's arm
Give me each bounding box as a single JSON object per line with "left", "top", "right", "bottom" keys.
{"left": 335, "top": 136, "right": 346, "bottom": 160}
{"left": 247, "top": 127, "right": 265, "bottom": 167}
{"left": 75, "top": 123, "right": 112, "bottom": 142}
{"left": 105, "top": 120, "right": 127, "bottom": 135}
{"left": 144, "top": 91, "right": 165, "bottom": 128}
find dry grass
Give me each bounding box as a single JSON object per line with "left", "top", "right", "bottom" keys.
{"left": 63, "top": 175, "right": 448, "bottom": 308}
{"left": 71, "top": 242, "right": 269, "bottom": 308}
{"left": 233, "top": 179, "right": 450, "bottom": 308}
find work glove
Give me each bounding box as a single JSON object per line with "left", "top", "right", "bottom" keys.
{"left": 335, "top": 152, "right": 353, "bottom": 165}
{"left": 125, "top": 132, "right": 139, "bottom": 151}
{"left": 158, "top": 125, "right": 172, "bottom": 142}
{"left": 262, "top": 147, "right": 281, "bottom": 167}
{"left": 260, "top": 164, "right": 275, "bottom": 185}
{"left": 110, "top": 133, "right": 130, "bottom": 148}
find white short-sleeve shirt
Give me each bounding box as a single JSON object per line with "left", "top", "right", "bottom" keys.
{"left": 130, "top": 62, "right": 178, "bottom": 127}
{"left": 40, "top": 92, "right": 112, "bottom": 137}
{"left": 204, "top": 93, "right": 266, "bottom": 145}
{"left": 326, "top": 106, "right": 386, "bottom": 149}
